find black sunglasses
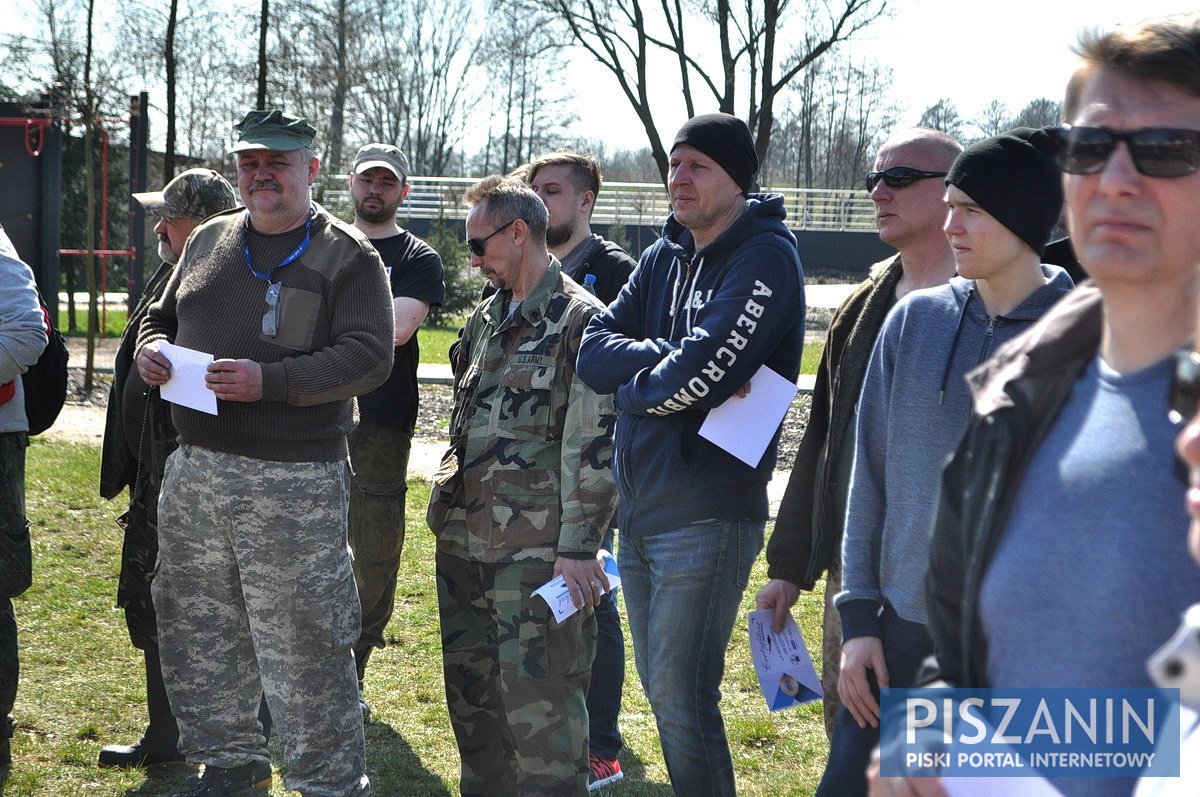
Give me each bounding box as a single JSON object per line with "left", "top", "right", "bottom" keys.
{"left": 1170, "top": 349, "right": 1200, "bottom": 425}
{"left": 467, "top": 218, "right": 522, "bottom": 257}
{"left": 864, "top": 167, "right": 948, "bottom": 193}
{"left": 1046, "top": 125, "right": 1200, "bottom": 179}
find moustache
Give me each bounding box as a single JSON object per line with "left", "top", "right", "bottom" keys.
{"left": 250, "top": 180, "right": 283, "bottom": 193}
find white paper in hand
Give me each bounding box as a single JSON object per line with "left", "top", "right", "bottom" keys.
{"left": 748, "top": 609, "right": 822, "bottom": 711}
{"left": 533, "top": 552, "right": 621, "bottom": 624}
{"left": 699, "top": 365, "right": 798, "bottom": 467}
{"left": 158, "top": 342, "right": 218, "bottom": 415}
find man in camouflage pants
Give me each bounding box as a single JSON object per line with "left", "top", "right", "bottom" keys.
{"left": 98, "top": 168, "right": 240, "bottom": 768}
{"left": 427, "top": 175, "right": 617, "bottom": 796}
{"left": 136, "top": 110, "right": 393, "bottom": 797}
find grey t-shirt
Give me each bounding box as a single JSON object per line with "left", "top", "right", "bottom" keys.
{"left": 980, "top": 354, "right": 1200, "bottom": 796}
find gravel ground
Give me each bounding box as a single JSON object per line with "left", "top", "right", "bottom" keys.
{"left": 61, "top": 330, "right": 816, "bottom": 472}
{"left": 414, "top": 382, "right": 811, "bottom": 470}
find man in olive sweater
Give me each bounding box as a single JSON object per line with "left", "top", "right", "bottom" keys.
{"left": 136, "top": 110, "right": 393, "bottom": 797}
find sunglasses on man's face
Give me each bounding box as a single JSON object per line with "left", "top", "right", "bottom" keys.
{"left": 467, "top": 218, "right": 522, "bottom": 258}
{"left": 1169, "top": 349, "right": 1200, "bottom": 425}
{"left": 1046, "top": 125, "right": 1200, "bottom": 179}
{"left": 864, "top": 167, "right": 948, "bottom": 193}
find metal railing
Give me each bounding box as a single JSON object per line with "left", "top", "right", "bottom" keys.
{"left": 322, "top": 176, "right": 876, "bottom": 232}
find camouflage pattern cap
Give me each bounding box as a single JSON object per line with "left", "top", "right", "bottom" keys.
{"left": 352, "top": 143, "right": 409, "bottom": 181}
{"left": 132, "top": 168, "right": 238, "bottom": 219}
{"left": 229, "top": 109, "right": 316, "bottom": 153}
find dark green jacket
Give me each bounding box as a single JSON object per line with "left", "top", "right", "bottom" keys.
{"left": 766, "top": 255, "right": 902, "bottom": 589}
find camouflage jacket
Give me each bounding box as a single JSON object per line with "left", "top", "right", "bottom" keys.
{"left": 427, "top": 257, "right": 618, "bottom": 564}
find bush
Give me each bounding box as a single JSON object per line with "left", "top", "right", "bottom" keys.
{"left": 425, "top": 213, "right": 483, "bottom": 324}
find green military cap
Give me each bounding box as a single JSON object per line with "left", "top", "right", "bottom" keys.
{"left": 132, "top": 168, "right": 238, "bottom": 219}
{"left": 229, "top": 109, "right": 316, "bottom": 153}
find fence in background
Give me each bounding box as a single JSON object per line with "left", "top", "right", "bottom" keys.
{"left": 323, "top": 176, "right": 877, "bottom": 232}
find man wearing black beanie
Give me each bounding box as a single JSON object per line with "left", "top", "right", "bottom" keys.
{"left": 577, "top": 114, "right": 805, "bottom": 796}
{"left": 822, "top": 127, "right": 1074, "bottom": 796}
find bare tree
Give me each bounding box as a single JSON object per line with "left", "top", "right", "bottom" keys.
{"left": 257, "top": 0, "right": 269, "bottom": 108}
{"left": 974, "top": 99, "right": 1010, "bottom": 139}
{"left": 119, "top": 2, "right": 254, "bottom": 165}
{"left": 82, "top": 0, "right": 99, "bottom": 390}
{"left": 1013, "top": 98, "right": 1062, "bottom": 129}
{"left": 350, "top": 0, "right": 477, "bottom": 175}
{"left": 766, "top": 53, "right": 896, "bottom": 189}
{"left": 171, "top": 14, "right": 256, "bottom": 163}
{"left": 479, "top": 0, "right": 575, "bottom": 174}
{"left": 918, "top": 98, "right": 964, "bottom": 139}
{"left": 542, "top": 0, "right": 889, "bottom": 184}
{"left": 164, "top": 0, "right": 178, "bottom": 177}
{"left": 275, "top": 0, "right": 358, "bottom": 171}
{"left": 6, "top": 0, "right": 128, "bottom": 383}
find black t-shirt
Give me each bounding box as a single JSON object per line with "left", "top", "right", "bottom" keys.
{"left": 357, "top": 230, "right": 446, "bottom": 433}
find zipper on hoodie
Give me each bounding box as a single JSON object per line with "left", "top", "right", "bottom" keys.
{"left": 977, "top": 316, "right": 1006, "bottom": 365}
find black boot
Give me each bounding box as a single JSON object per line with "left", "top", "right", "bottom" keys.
{"left": 173, "top": 759, "right": 271, "bottom": 796}
{"left": 99, "top": 651, "right": 183, "bottom": 768}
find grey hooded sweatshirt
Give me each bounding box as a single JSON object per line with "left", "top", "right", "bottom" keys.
{"left": 836, "top": 266, "right": 1074, "bottom": 640}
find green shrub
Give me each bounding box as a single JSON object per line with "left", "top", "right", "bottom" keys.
{"left": 425, "top": 213, "right": 483, "bottom": 325}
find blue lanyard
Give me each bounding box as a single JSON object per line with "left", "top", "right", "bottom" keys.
{"left": 242, "top": 207, "right": 314, "bottom": 283}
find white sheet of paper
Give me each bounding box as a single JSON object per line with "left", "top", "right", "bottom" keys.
{"left": 699, "top": 365, "right": 798, "bottom": 467}
{"left": 533, "top": 552, "right": 621, "bottom": 624}
{"left": 747, "top": 609, "right": 822, "bottom": 711}
{"left": 158, "top": 342, "right": 218, "bottom": 416}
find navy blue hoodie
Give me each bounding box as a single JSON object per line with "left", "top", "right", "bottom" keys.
{"left": 577, "top": 193, "right": 806, "bottom": 536}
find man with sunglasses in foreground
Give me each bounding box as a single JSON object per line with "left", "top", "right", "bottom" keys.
{"left": 757, "top": 127, "right": 961, "bottom": 745}
{"left": 427, "top": 176, "right": 617, "bottom": 795}
{"left": 871, "top": 12, "right": 1200, "bottom": 797}
{"left": 136, "top": 110, "right": 393, "bottom": 797}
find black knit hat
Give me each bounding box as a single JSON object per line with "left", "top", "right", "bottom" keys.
{"left": 945, "top": 127, "right": 1063, "bottom": 257}
{"left": 671, "top": 113, "right": 759, "bottom": 193}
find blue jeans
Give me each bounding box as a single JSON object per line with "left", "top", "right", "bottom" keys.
{"left": 588, "top": 530, "right": 624, "bottom": 759}
{"left": 816, "top": 604, "right": 933, "bottom": 797}
{"left": 621, "top": 520, "right": 764, "bottom": 797}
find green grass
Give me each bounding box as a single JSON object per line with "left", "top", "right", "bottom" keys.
{"left": 802, "top": 342, "right": 823, "bottom": 376}
{"left": 421, "top": 324, "right": 826, "bottom": 377}
{"left": 57, "top": 307, "right": 128, "bottom": 339}
{"left": 418, "top": 325, "right": 461, "bottom": 366}
{"left": 12, "top": 438, "right": 830, "bottom": 795}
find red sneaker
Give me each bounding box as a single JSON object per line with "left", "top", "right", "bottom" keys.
{"left": 588, "top": 755, "right": 624, "bottom": 791}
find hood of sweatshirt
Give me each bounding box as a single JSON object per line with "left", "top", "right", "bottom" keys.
{"left": 575, "top": 191, "right": 806, "bottom": 537}
{"left": 937, "top": 264, "right": 1075, "bottom": 402}
{"left": 656, "top": 193, "right": 798, "bottom": 340}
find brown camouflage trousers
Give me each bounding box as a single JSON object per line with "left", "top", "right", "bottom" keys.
{"left": 0, "top": 433, "right": 27, "bottom": 729}
{"left": 436, "top": 552, "right": 594, "bottom": 796}
{"left": 347, "top": 422, "right": 411, "bottom": 670}
{"left": 154, "top": 445, "right": 369, "bottom": 797}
